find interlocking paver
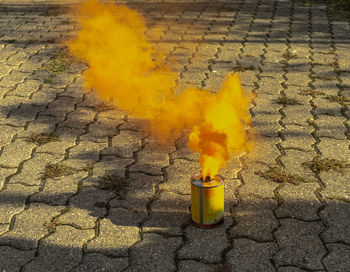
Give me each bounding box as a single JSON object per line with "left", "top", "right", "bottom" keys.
{"left": 230, "top": 198, "right": 278, "bottom": 241}
{"left": 0, "top": 246, "right": 35, "bottom": 272}
{"left": 227, "top": 238, "right": 277, "bottom": 272}
{"left": 274, "top": 219, "right": 326, "bottom": 270}
{"left": 178, "top": 219, "right": 232, "bottom": 263}
{"left": 72, "top": 253, "right": 128, "bottom": 272}
{"left": 275, "top": 182, "right": 321, "bottom": 221}
{"left": 125, "top": 233, "right": 182, "bottom": 272}
{"left": 0, "top": 203, "right": 64, "bottom": 249}
{"left": 320, "top": 199, "right": 350, "bottom": 244}
{"left": 178, "top": 260, "right": 214, "bottom": 272}
{"left": 86, "top": 208, "right": 141, "bottom": 257}
{"left": 0, "top": 184, "right": 38, "bottom": 224}
{"left": 23, "top": 225, "right": 94, "bottom": 272}
{"left": 0, "top": 0, "right": 350, "bottom": 271}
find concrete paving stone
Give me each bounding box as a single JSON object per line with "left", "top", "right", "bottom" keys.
{"left": 0, "top": 96, "right": 28, "bottom": 124}
{"left": 59, "top": 107, "right": 96, "bottom": 129}
{"left": 319, "top": 170, "right": 350, "bottom": 201}
{"left": 0, "top": 223, "right": 9, "bottom": 234}
{"left": 257, "top": 77, "right": 283, "bottom": 95}
{"left": 79, "top": 126, "right": 114, "bottom": 144}
{"left": 6, "top": 50, "right": 31, "bottom": 67}
{"left": 31, "top": 171, "right": 87, "bottom": 205}
{"left": 227, "top": 238, "right": 277, "bottom": 272}
{"left": 44, "top": 96, "right": 81, "bottom": 118}
{"left": 178, "top": 218, "right": 232, "bottom": 263}
{"left": 320, "top": 199, "right": 350, "bottom": 244}
{"left": 169, "top": 135, "right": 200, "bottom": 161}
{"left": 97, "top": 108, "right": 125, "bottom": 123}
{"left": 274, "top": 219, "right": 326, "bottom": 270}
{"left": 72, "top": 253, "right": 128, "bottom": 272}
{"left": 125, "top": 233, "right": 182, "bottom": 272}
{"left": 312, "top": 97, "right": 342, "bottom": 116}
{"left": 86, "top": 211, "right": 140, "bottom": 256}
{"left": 317, "top": 138, "right": 350, "bottom": 162}
{"left": 278, "top": 267, "right": 306, "bottom": 272}
{"left": 23, "top": 225, "right": 94, "bottom": 272}
{"left": 64, "top": 141, "right": 108, "bottom": 168}
{"left": 102, "top": 130, "right": 143, "bottom": 158}
{"left": 0, "top": 125, "right": 23, "bottom": 147}
{"left": 0, "top": 71, "right": 29, "bottom": 88}
{"left": 109, "top": 173, "right": 162, "bottom": 211}
{"left": 252, "top": 109, "right": 280, "bottom": 138}
{"left": 17, "top": 115, "right": 62, "bottom": 138}
{"left": 0, "top": 48, "right": 19, "bottom": 65}
{"left": 119, "top": 116, "right": 149, "bottom": 133}
{"left": 0, "top": 203, "right": 63, "bottom": 250}
{"left": 82, "top": 156, "right": 133, "bottom": 187}
{"left": 163, "top": 158, "right": 198, "bottom": 195}
{"left": 58, "top": 186, "right": 115, "bottom": 229}
{"left": 275, "top": 182, "right": 321, "bottom": 221}
{"left": 282, "top": 105, "right": 314, "bottom": 126}
{"left": 0, "top": 139, "right": 35, "bottom": 167}
{"left": 280, "top": 124, "right": 315, "bottom": 152}
{"left": 178, "top": 260, "right": 215, "bottom": 272}
{"left": 231, "top": 198, "right": 278, "bottom": 241}
{"left": 59, "top": 86, "right": 84, "bottom": 100}
{"left": 9, "top": 79, "right": 41, "bottom": 98}
{"left": 143, "top": 191, "right": 190, "bottom": 235}
{"left": 0, "top": 183, "right": 39, "bottom": 224}
{"left": 8, "top": 152, "right": 63, "bottom": 186}
{"left": 314, "top": 115, "right": 348, "bottom": 140}
{"left": 8, "top": 103, "right": 46, "bottom": 126}
{"left": 323, "top": 243, "right": 350, "bottom": 272}
{"left": 239, "top": 165, "right": 279, "bottom": 199}
{"left": 280, "top": 149, "right": 316, "bottom": 181}
{"left": 129, "top": 140, "right": 173, "bottom": 176}
{"left": 0, "top": 246, "right": 35, "bottom": 272}
{"left": 0, "top": 167, "right": 17, "bottom": 190}
{"left": 247, "top": 136, "right": 281, "bottom": 165}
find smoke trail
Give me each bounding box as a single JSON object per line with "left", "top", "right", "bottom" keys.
{"left": 67, "top": 0, "right": 252, "bottom": 178}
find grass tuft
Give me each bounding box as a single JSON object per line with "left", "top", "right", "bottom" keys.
{"left": 46, "top": 218, "right": 58, "bottom": 233}
{"left": 282, "top": 52, "right": 298, "bottom": 61}
{"left": 27, "top": 132, "right": 58, "bottom": 146}
{"left": 302, "top": 157, "right": 350, "bottom": 174}
{"left": 43, "top": 163, "right": 76, "bottom": 179}
{"left": 232, "top": 65, "right": 256, "bottom": 72}
{"left": 256, "top": 166, "right": 305, "bottom": 185}
{"left": 275, "top": 96, "right": 302, "bottom": 105}
{"left": 98, "top": 174, "right": 129, "bottom": 193}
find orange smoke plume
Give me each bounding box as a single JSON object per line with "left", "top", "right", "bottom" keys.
{"left": 67, "top": 0, "right": 252, "bottom": 179}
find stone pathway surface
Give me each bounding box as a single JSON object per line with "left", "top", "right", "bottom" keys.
{"left": 0, "top": 0, "right": 349, "bottom": 271}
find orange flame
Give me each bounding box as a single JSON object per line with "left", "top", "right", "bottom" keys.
{"left": 66, "top": 0, "right": 252, "bottom": 179}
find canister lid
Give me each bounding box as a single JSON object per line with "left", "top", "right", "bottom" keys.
{"left": 191, "top": 174, "right": 224, "bottom": 188}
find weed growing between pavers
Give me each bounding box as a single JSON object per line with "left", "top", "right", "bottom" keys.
{"left": 302, "top": 157, "right": 350, "bottom": 174}
{"left": 42, "top": 51, "right": 73, "bottom": 84}
{"left": 326, "top": 95, "right": 350, "bottom": 103}
{"left": 43, "top": 163, "right": 76, "bottom": 179}
{"left": 46, "top": 217, "right": 59, "bottom": 233}
{"left": 232, "top": 65, "right": 256, "bottom": 72}
{"left": 255, "top": 166, "right": 305, "bottom": 185}
{"left": 27, "top": 132, "right": 59, "bottom": 146}
{"left": 98, "top": 174, "right": 129, "bottom": 195}
{"left": 82, "top": 162, "right": 94, "bottom": 177}
{"left": 282, "top": 52, "right": 298, "bottom": 61}
{"left": 274, "top": 96, "right": 302, "bottom": 105}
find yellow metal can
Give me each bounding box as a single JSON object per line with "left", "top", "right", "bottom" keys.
{"left": 191, "top": 174, "right": 224, "bottom": 228}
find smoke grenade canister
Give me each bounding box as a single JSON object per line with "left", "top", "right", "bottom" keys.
{"left": 191, "top": 174, "right": 224, "bottom": 228}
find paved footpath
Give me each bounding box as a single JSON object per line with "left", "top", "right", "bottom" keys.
{"left": 0, "top": 0, "right": 349, "bottom": 271}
